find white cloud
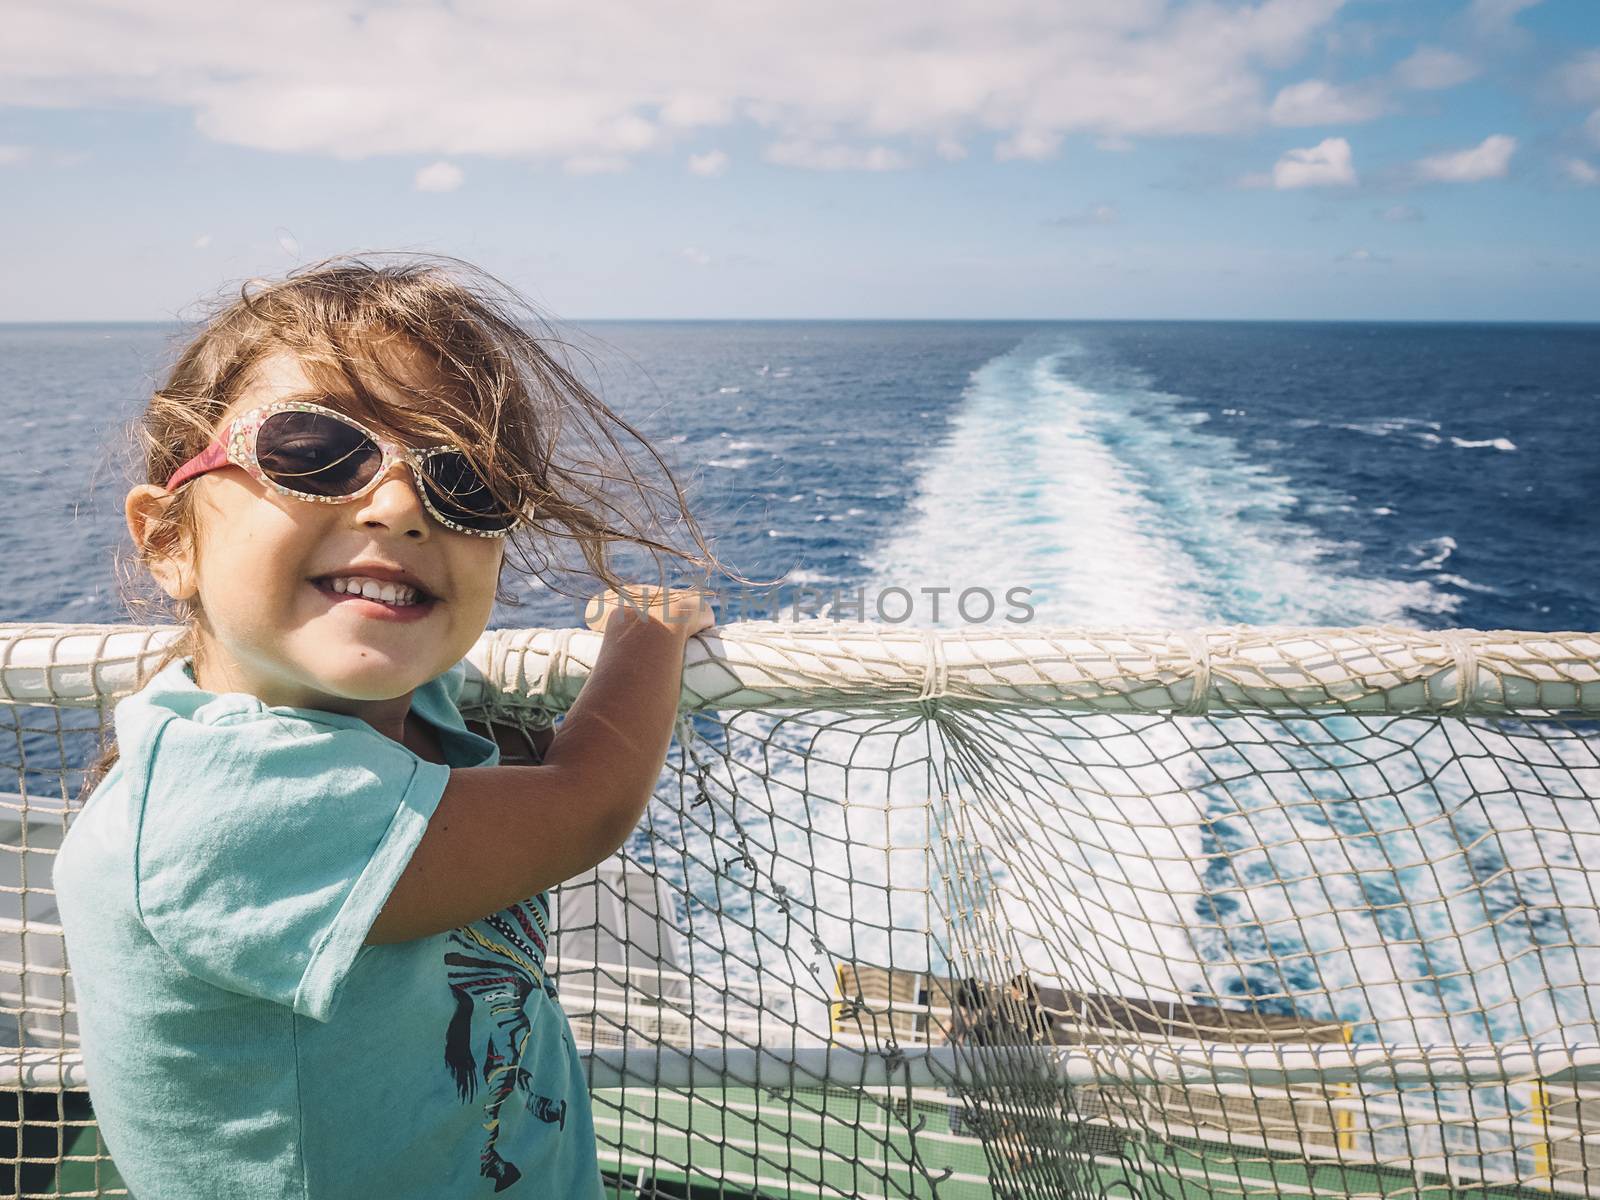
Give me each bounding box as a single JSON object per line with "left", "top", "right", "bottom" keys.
{"left": 1415, "top": 134, "right": 1516, "bottom": 182}
{"left": 1336, "top": 247, "right": 1389, "bottom": 263}
{"left": 192, "top": 232, "right": 212, "bottom": 248}
{"left": 1269, "top": 79, "right": 1383, "bottom": 125}
{"left": 1048, "top": 203, "right": 1118, "bottom": 227}
{"left": 764, "top": 141, "right": 909, "bottom": 171}
{"left": 935, "top": 138, "right": 968, "bottom": 161}
{"left": 0, "top": 0, "right": 1347, "bottom": 169}
{"left": 0, "top": 144, "right": 30, "bottom": 165}
{"left": 563, "top": 154, "right": 628, "bottom": 175}
{"left": 1560, "top": 156, "right": 1600, "bottom": 185}
{"left": 1393, "top": 47, "right": 1477, "bottom": 91}
{"left": 1374, "top": 204, "right": 1423, "bottom": 223}
{"left": 1467, "top": 0, "right": 1542, "bottom": 37}
{"left": 687, "top": 149, "right": 728, "bottom": 176}
{"left": 680, "top": 246, "right": 712, "bottom": 267}
{"left": 413, "top": 160, "right": 463, "bottom": 191}
{"left": 1247, "top": 136, "right": 1357, "bottom": 188}
{"left": 1587, "top": 110, "right": 1600, "bottom": 148}
{"left": 1556, "top": 51, "right": 1600, "bottom": 104}
{"left": 996, "top": 130, "right": 1063, "bottom": 161}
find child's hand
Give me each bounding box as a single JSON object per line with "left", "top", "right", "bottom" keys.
{"left": 584, "top": 585, "right": 715, "bottom": 639}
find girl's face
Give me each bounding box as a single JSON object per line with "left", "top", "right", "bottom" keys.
{"left": 129, "top": 348, "right": 505, "bottom": 722}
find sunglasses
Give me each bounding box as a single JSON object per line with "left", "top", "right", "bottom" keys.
{"left": 164, "top": 400, "right": 521, "bottom": 537}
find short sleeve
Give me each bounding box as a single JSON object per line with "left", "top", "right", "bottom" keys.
{"left": 132, "top": 709, "right": 451, "bottom": 1022}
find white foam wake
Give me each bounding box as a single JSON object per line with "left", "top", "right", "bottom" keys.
{"left": 848, "top": 334, "right": 1596, "bottom": 1048}
{"left": 865, "top": 340, "right": 1456, "bottom": 627}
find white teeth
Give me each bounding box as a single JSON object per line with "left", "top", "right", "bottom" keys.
{"left": 325, "top": 576, "right": 420, "bottom": 606}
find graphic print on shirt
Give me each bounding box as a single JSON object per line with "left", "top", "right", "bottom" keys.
{"left": 443, "top": 895, "right": 566, "bottom": 1193}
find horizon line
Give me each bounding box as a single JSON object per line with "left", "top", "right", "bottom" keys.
{"left": 3, "top": 316, "right": 1598, "bottom": 328}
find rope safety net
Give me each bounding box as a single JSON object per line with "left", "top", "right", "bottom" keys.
{"left": 3, "top": 621, "right": 1600, "bottom": 1198}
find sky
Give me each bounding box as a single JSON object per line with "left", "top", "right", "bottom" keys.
{"left": 2, "top": 0, "right": 1598, "bottom": 322}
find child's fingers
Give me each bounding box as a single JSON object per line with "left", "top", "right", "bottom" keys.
{"left": 671, "top": 589, "right": 717, "bottom": 635}
{"left": 584, "top": 586, "right": 716, "bottom": 634}
{"left": 659, "top": 587, "right": 717, "bottom": 635}
{"left": 583, "top": 588, "right": 656, "bottom": 630}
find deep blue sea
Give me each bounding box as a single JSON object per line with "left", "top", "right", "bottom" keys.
{"left": 4, "top": 320, "right": 1595, "bottom": 631}
{"left": 5, "top": 320, "right": 1599, "bottom": 1065}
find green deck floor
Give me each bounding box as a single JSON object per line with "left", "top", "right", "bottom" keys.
{"left": 586, "top": 1087, "right": 1560, "bottom": 1200}
{"left": 17, "top": 1088, "right": 1568, "bottom": 1199}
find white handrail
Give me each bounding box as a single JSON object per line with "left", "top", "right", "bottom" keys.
{"left": 3, "top": 622, "right": 1600, "bottom": 715}
{"left": 14, "top": 1041, "right": 1600, "bottom": 1093}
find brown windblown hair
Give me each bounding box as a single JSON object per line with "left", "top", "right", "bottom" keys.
{"left": 85, "top": 252, "right": 743, "bottom": 795}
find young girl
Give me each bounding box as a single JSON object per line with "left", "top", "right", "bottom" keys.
{"left": 54, "top": 255, "right": 723, "bottom": 1198}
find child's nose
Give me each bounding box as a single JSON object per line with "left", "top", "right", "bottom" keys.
{"left": 352, "top": 463, "right": 430, "bottom": 539}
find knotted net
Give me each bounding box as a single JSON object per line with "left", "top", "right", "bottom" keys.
{"left": 3, "top": 621, "right": 1599, "bottom": 1198}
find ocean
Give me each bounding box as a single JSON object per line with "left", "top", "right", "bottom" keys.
{"left": 5, "top": 319, "right": 1599, "bottom": 1051}
{"left": 6, "top": 320, "right": 1594, "bottom": 631}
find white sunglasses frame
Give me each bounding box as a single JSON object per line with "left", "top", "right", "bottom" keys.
{"left": 164, "top": 399, "right": 521, "bottom": 538}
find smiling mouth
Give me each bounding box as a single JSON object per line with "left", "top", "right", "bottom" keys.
{"left": 307, "top": 579, "right": 438, "bottom": 611}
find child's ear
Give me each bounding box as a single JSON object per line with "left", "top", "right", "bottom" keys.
{"left": 125, "top": 485, "right": 199, "bottom": 601}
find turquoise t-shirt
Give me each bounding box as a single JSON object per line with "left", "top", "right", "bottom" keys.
{"left": 54, "top": 658, "right": 603, "bottom": 1200}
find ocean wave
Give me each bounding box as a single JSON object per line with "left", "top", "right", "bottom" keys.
{"left": 1407, "top": 534, "right": 1457, "bottom": 571}
{"left": 1326, "top": 417, "right": 1447, "bottom": 446}
{"left": 1450, "top": 435, "right": 1518, "bottom": 451}
{"left": 778, "top": 568, "right": 836, "bottom": 585}
{"left": 1295, "top": 416, "right": 1514, "bottom": 453}
{"left": 1434, "top": 572, "right": 1503, "bottom": 594}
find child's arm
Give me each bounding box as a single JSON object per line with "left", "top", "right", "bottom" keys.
{"left": 464, "top": 719, "right": 554, "bottom": 765}
{"left": 366, "top": 588, "right": 713, "bottom": 944}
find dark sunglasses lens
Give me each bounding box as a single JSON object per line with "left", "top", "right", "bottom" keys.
{"left": 256, "top": 411, "right": 382, "bottom": 497}
{"left": 420, "top": 452, "right": 518, "bottom": 533}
